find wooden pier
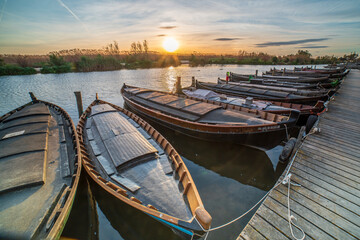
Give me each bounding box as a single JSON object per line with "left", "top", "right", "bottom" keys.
{"left": 238, "top": 70, "right": 360, "bottom": 239}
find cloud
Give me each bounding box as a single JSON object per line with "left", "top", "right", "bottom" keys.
{"left": 56, "top": 0, "right": 88, "bottom": 31}
{"left": 157, "top": 34, "right": 166, "bottom": 37}
{"left": 298, "top": 45, "right": 329, "bottom": 49}
{"left": 214, "top": 37, "right": 241, "bottom": 41}
{"left": 256, "top": 38, "right": 330, "bottom": 47}
{"left": 159, "top": 26, "right": 177, "bottom": 29}
{"left": 0, "top": 0, "right": 7, "bottom": 23}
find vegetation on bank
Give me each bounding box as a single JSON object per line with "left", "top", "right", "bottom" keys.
{"left": 0, "top": 41, "right": 359, "bottom": 76}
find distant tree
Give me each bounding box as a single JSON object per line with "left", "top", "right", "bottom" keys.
{"left": 130, "top": 42, "right": 137, "bottom": 55}
{"left": 136, "top": 41, "right": 143, "bottom": 53}
{"left": 143, "top": 40, "right": 148, "bottom": 55}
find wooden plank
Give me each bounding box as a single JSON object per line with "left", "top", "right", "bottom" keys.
{"left": 291, "top": 165, "right": 360, "bottom": 205}
{"left": 275, "top": 185, "right": 360, "bottom": 238}
{"left": 300, "top": 145, "right": 360, "bottom": 170}
{"left": 255, "top": 204, "right": 296, "bottom": 239}
{"left": 288, "top": 172, "right": 360, "bottom": 216}
{"left": 250, "top": 213, "right": 290, "bottom": 240}
{"left": 240, "top": 224, "right": 266, "bottom": 240}
{"left": 296, "top": 155, "right": 360, "bottom": 187}
{"left": 298, "top": 150, "right": 360, "bottom": 177}
{"left": 293, "top": 161, "right": 360, "bottom": 195}
{"left": 263, "top": 196, "right": 334, "bottom": 240}
{"left": 302, "top": 142, "right": 360, "bottom": 163}
{"left": 270, "top": 189, "right": 357, "bottom": 240}
{"left": 308, "top": 131, "right": 360, "bottom": 149}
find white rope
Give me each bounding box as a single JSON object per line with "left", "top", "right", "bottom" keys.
{"left": 284, "top": 123, "right": 289, "bottom": 141}
{"left": 283, "top": 174, "right": 305, "bottom": 240}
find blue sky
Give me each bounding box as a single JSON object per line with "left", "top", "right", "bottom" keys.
{"left": 0, "top": 0, "right": 359, "bottom": 56}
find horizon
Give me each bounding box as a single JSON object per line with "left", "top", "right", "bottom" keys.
{"left": 0, "top": 0, "right": 359, "bottom": 57}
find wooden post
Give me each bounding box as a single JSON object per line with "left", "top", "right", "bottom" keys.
{"left": 96, "top": 93, "right": 99, "bottom": 100}
{"left": 192, "top": 76, "right": 195, "bottom": 87}
{"left": 175, "top": 76, "right": 182, "bottom": 94}
{"left": 74, "top": 91, "right": 83, "bottom": 118}
{"left": 29, "top": 92, "right": 37, "bottom": 101}
{"left": 255, "top": 70, "right": 258, "bottom": 77}
{"left": 282, "top": 68, "right": 286, "bottom": 76}
{"left": 272, "top": 68, "right": 275, "bottom": 76}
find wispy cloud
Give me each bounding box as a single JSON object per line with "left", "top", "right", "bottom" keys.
{"left": 256, "top": 38, "right": 330, "bottom": 47}
{"left": 0, "top": 0, "right": 7, "bottom": 23}
{"left": 157, "top": 34, "right": 166, "bottom": 37}
{"left": 159, "top": 26, "right": 177, "bottom": 29}
{"left": 214, "top": 37, "right": 241, "bottom": 41}
{"left": 56, "top": 0, "right": 88, "bottom": 31}
{"left": 298, "top": 45, "right": 328, "bottom": 49}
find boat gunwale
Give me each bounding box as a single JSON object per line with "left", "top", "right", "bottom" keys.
{"left": 76, "top": 99, "right": 210, "bottom": 232}
{"left": 0, "top": 97, "right": 82, "bottom": 240}
{"left": 121, "top": 84, "right": 299, "bottom": 134}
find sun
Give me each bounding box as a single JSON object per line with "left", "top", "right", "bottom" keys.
{"left": 162, "top": 37, "right": 179, "bottom": 52}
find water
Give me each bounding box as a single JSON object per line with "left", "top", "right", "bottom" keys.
{"left": 0, "top": 65, "right": 294, "bottom": 239}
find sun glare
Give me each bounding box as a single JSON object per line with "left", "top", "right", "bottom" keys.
{"left": 162, "top": 37, "right": 179, "bottom": 52}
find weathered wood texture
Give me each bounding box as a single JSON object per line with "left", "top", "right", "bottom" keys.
{"left": 238, "top": 70, "right": 360, "bottom": 239}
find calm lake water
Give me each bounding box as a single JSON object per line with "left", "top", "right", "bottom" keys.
{"left": 0, "top": 64, "right": 305, "bottom": 239}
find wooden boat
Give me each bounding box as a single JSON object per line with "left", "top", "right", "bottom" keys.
{"left": 76, "top": 98, "right": 212, "bottom": 239}
{"left": 183, "top": 88, "right": 324, "bottom": 125}
{"left": 265, "top": 68, "right": 350, "bottom": 78}
{"left": 230, "top": 72, "right": 330, "bottom": 83}
{"left": 121, "top": 84, "right": 300, "bottom": 149}
{"left": 195, "top": 80, "right": 333, "bottom": 104}
{"left": 0, "top": 93, "right": 81, "bottom": 239}
{"left": 217, "top": 78, "right": 332, "bottom": 95}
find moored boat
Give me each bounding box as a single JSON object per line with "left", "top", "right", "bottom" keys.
{"left": 76, "top": 98, "right": 212, "bottom": 239}
{"left": 229, "top": 72, "right": 331, "bottom": 83}
{"left": 183, "top": 88, "right": 324, "bottom": 125}
{"left": 195, "top": 80, "right": 333, "bottom": 104}
{"left": 121, "top": 84, "right": 300, "bottom": 149}
{"left": 0, "top": 94, "right": 81, "bottom": 239}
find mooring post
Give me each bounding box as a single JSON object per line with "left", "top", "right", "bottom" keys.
{"left": 96, "top": 93, "right": 99, "bottom": 100}
{"left": 255, "top": 70, "right": 258, "bottom": 77}
{"left": 272, "top": 68, "right": 275, "bottom": 76}
{"left": 74, "top": 91, "right": 83, "bottom": 118}
{"left": 192, "top": 76, "right": 196, "bottom": 87}
{"left": 175, "top": 76, "right": 182, "bottom": 94}
{"left": 29, "top": 92, "right": 37, "bottom": 101}
{"left": 283, "top": 68, "right": 286, "bottom": 76}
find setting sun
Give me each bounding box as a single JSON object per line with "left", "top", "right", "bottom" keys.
{"left": 162, "top": 37, "right": 179, "bottom": 52}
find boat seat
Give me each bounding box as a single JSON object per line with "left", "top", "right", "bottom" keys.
{"left": 1, "top": 115, "right": 50, "bottom": 131}
{"left": 90, "top": 107, "right": 157, "bottom": 168}
{"left": 90, "top": 104, "right": 117, "bottom": 117}
{"left": 3, "top": 103, "right": 50, "bottom": 123}
{"left": 111, "top": 174, "right": 140, "bottom": 192}
{"left": 130, "top": 96, "right": 200, "bottom": 121}
{"left": 97, "top": 155, "right": 115, "bottom": 176}
{"left": 137, "top": 91, "right": 165, "bottom": 99}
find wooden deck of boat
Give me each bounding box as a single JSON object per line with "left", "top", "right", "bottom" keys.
{"left": 238, "top": 70, "right": 360, "bottom": 240}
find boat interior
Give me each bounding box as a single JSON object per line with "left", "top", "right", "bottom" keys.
{"left": 124, "top": 87, "right": 281, "bottom": 125}
{"left": 84, "top": 104, "right": 193, "bottom": 221}
{"left": 0, "top": 103, "right": 76, "bottom": 239}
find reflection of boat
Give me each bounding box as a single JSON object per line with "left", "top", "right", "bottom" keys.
{"left": 77, "top": 99, "right": 211, "bottom": 239}
{"left": 62, "top": 174, "right": 99, "bottom": 240}
{"left": 90, "top": 178, "right": 184, "bottom": 240}
{"left": 121, "top": 84, "right": 299, "bottom": 149}
{"left": 0, "top": 94, "right": 81, "bottom": 239}
{"left": 142, "top": 121, "right": 285, "bottom": 191}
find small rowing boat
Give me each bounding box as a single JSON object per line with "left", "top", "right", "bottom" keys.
{"left": 77, "top": 98, "right": 212, "bottom": 239}
{"left": 0, "top": 93, "right": 81, "bottom": 239}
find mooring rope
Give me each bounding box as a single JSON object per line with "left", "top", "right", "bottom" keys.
{"left": 194, "top": 137, "right": 309, "bottom": 240}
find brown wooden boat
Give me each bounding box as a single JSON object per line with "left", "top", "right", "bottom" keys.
{"left": 183, "top": 88, "right": 324, "bottom": 125}
{"left": 0, "top": 93, "right": 81, "bottom": 240}
{"left": 195, "top": 80, "right": 333, "bottom": 104}
{"left": 121, "top": 84, "right": 300, "bottom": 149}
{"left": 230, "top": 72, "right": 330, "bottom": 83}
{"left": 76, "top": 98, "right": 211, "bottom": 239}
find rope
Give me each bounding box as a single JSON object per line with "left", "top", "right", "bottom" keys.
{"left": 283, "top": 174, "right": 305, "bottom": 240}
{"left": 284, "top": 123, "right": 289, "bottom": 141}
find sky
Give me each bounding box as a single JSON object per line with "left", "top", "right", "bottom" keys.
{"left": 0, "top": 0, "right": 359, "bottom": 56}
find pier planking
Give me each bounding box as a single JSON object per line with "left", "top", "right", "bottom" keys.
{"left": 238, "top": 70, "right": 360, "bottom": 239}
